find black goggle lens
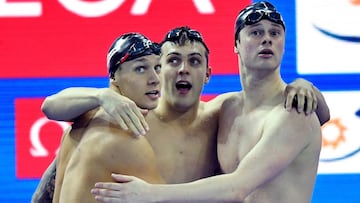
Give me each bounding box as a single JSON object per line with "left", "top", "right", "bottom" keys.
{"left": 245, "top": 10, "right": 283, "bottom": 26}
{"left": 166, "top": 28, "right": 203, "bottom": 42}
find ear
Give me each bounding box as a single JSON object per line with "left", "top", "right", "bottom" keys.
{"left": 109, "top": 78, "right": 123, "bottom": 94}
{"left": 204, "top": 66, "right": 212, "bottom": 84}
{"left": 110, "top": 77, "right": 117, "bottom": 87}
{"left": 234, "top": 46, "right": 239, "bottom": 54}
{"left": 234, "top": 39, "right": 241, "bottom": 54}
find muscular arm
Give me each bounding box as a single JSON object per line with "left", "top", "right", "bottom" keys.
{"left": 158, "top": 110, "right": 320, "bottom": 202}
{"left": 206, "top": 78, "right": 330, "bottom": 126}
{"left": 42, "top": 87, "right": 148, "bottom": 136}
{"left": 42, "top": 87, "right": 105, "bottom": 121}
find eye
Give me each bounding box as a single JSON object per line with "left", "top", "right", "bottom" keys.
{"left": 250, "top": 30, "right": 262, "bottom": 37}
{"left": 167, "top": 56, "right": 181, "bottom": 67}
{"left": 154, "top": 64, "right": 161, "bottom": 74}
{"left": 270, "top": 30, "right": 281, "bottom": 37}
{"left": 189, "top": 57, "right": 201, "bottom": 66}
{"left": 135, "top": 66, "right": 146, "bottom": 73}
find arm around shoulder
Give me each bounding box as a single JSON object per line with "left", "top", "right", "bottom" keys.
{"left": 42, "top": 87, "right": 104, "bottom": 121}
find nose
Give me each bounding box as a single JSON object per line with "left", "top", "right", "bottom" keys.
{"left": 262, "top": 33, "right": 272, "bottom": 46}
{"left": 178, "top": 62, "right": 190, "bottom": 75}
{"left": 148, "top": 70, "right": 160, "bottom": 86}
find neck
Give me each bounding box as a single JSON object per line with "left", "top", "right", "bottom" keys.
{"left": 240, "top": 67, "right": 286, "bottom": 111}
{"left": 154, "top": 96, "right": 200, "bottom": 124}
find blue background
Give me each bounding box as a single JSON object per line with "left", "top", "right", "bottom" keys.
{"left": 1, "top": 0, "right": 360, "bottom": 202}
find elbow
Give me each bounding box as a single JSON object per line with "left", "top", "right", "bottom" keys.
{"left": 319, "top": 108, "right": 330, "bottom": 126}
{"left": 320, "top": 116, "right": 330, "bottom": 126}
{"left": 41, "top": 96, "right": 60, "bottom": 120}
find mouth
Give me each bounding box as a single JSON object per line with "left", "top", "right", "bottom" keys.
{"left": 145, "top": 90, "right": 160, "bottom": 99}
{"left": 175, "top": 80, "right": 192, "bottom": 94}
{"left": 258, "top": 49, "right": 274, "bottom": 56}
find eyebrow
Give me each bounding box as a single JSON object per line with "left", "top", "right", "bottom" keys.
{"left": 247, "top": 22, "right": 283, "bottom": 29}
{"left": 166, "top": 51, "right": 202, "bottom": 58}
{"left": 166, "top": 52, "right": 181, "bottom": 57}
{"left": 188, "top": 52, "right": 202, "bottom": 58}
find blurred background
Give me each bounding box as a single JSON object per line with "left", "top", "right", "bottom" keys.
{"left": 1, "top": 0, "right": 359, "bottom": 202}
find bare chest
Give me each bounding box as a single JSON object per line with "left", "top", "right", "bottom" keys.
{"left": 218, "top": 113, "right": 266, "bottom": 173}
{"left": 147, "top": 119, "right": 219, "bottom": 183}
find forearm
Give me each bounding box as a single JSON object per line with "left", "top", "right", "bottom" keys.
{"left": 41, "top": 87, "right": 105, "bottom": 121}
{"left": 151, "top": 174, "right": 242, "bottom": 203}
{"left": 313, "top": 86, "right": 330, "bottom": 125}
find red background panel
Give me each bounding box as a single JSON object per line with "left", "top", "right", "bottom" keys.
{"left": 15, "top": 98, "right": 67, "bottom": 178}
{"left": 0, "top": 0, "right": 249, "bottom": 78}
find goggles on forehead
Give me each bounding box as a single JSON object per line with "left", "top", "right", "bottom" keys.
{"left": 116, "top": 40, "right": 161, "bottom": 67}
{"left": 166, "top": 28, "right": 203, "bottom": 42}
{"left": 164, "top": 27, "right": 210, "bottom": 53}
{"left": 242, "top": 9, "right": 284, "bottom": 29}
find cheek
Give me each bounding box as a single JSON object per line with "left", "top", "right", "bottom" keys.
{"left": 162, "top": 68, "right": 176, "bottom": 80}
{"left": 244, "top": 42, "right": 256, "bottom": 53}
{"left": 194, "top": 70, "right": 207, "bottom": 86}
{"left": 118, "top": 78, "right": 137, "bottom": 93}
{"left": 278, "top": 43, "right": 285, "bottom": 54}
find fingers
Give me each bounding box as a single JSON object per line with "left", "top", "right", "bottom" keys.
{"left": 92, "top": 187, "right": 120, "bottom": 197}
{"left": 94, "top": 195, "right": 118, "bottom": 203}
{"left": 304, "top": 92, "right": 314, "bottom": 115}
{"left": 91, "top": 175, "right": 134, "bottom": 203}
{"left": 284, "top": 85, "right": 296, "bottom": 111}
{"left": 312, "top": 96, "right": 318, "bottom": 114}
{"left": 100, "top": 90, "right": 149, "bottom": 136}
{"left": 114, "top": 111, "right": 129, "bottom": 132}
{"left": 137, "top": 109, "right": 150, "bottom": 131}
{"left": 296, "top": 88, "right": 319, "bottom": 115}
{"left": 111, "top": 174, "right": 133, "bottom": 182}
{"left": 111, "top": 103, "right": 148, "bottom": 137}
{"left": 91, "top": 188, "right": 123, "bottom": 203}
{"left": 284, "top": 85, "right": 318, "bottom": 115}
{"left": 295, "top": 90, "right": 305, "bottom": 113}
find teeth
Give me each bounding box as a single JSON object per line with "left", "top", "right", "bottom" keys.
{"left": 146, "top": 90, "right": 158, "bottom": 95}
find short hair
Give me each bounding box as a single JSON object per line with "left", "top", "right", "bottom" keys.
{"left": 161, "top": 26, "right": 210, "bottom": 65}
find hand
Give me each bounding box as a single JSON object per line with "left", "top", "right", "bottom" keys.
{"left": 99, "top": 88, "right": 149, "bottom": 137}
{"left": 284, "top": 78, "right": 318, "bottom": 115}
{"left": 91, "top": 174, "right": 151, "bottom": 203}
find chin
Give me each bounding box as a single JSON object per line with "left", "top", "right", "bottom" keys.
{"left": 140, "top": 103, "right": 157, "bottom": 110}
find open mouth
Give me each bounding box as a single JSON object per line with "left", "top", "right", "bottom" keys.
{"left": 259, "top": 49, "right": 273, "bottom": 55}
{"left": 175, "top": 81, "right": 192, "bottom": 93}
{"left": 145, "top": 90, "right": 160, "bottom": 99}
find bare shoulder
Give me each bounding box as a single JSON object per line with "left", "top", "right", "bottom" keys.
{"left": 204, "top": 92, "right": 240, "bottom": 112}
{"left": 267, "top": 105, "right": 321, "bottom": 138}
{"left": 82, "top": 112, "right": 153, "bottom": 158}
{"left": 78, "top": 118, "right": 158, "bottom": 177}
{"left": 221, "top": 92, "right": 244, "bottom": 113}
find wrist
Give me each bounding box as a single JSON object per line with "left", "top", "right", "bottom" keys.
{"left": 96, "top": 88, "right": 107, "bottom": 106}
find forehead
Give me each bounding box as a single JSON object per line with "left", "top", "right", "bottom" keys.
{"left": 121, "top": 54, "right": 160, "bottom": 67}
{"left": 161, "top": 41, "right": 207, "bottom": 56}
{"left": 242, "top": 19, "right": 283, "bottom": 32}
